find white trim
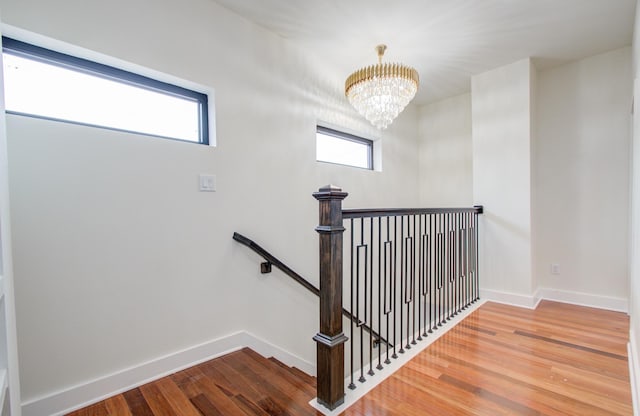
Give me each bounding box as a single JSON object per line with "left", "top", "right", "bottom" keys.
{"left": 21, "top": 331, "right": 313, "bottom": 416}
{"left": 480, "top": 288, "right": 541, "bottom": 309}
{"left": 630, "top": 329, "right": 640, "bottom": 416}
{"left": 309, "top": 300, "right": 487, "bottom": 415}
{"left": 538, "top": 287, "right": 628, "bottom": 313}
{"left": 480, "top": 287, "right": 628, "bottom": 312}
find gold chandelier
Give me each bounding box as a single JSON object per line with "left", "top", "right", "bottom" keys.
{"left": 345, "top": 45, "right": 419, "bottom": 130}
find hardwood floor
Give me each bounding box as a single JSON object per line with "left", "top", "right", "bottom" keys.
{"left": 67, "top": 301, "right": 632, "bottom": 416}
{"left": 344, "top": 301, "right": 631, "bottom": 415}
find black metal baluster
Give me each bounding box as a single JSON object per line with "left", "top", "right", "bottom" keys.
{"left": 470, "top": 212, "right": 476, "bottom": 303}
{"left": 466, "top": 212, "right": 471, "bottom": 307}
{"left": 399, "top": 215, "right": 405, "bottom": 354}
{"left": 474, "top": 212, "right": 480, "bottom": 302}
{"left": 449, "top": 213, "right": 455, "bottom": 319}
{"left": 464, "top": 212, "right": 468, "bottom": 309}
{"left": 392, "top": 215, "right": 398, "bottom": 359}
{"left": 434, "top": 214, "right": 439, "bottom": 329}
{"left": 358, "top": 219, "right": 366, "bottom": 383}
{"left": 460, "top": 212, "right": 465, "bottom": 312}
{"left": 423, "top": 215, "right": 429, "bottom": 338}
{"left": 445, "top": 213, "right": 450, "bottom": 321}
{"left": 429, "top": 214, "right": 435, "bottom": 333}
{"left": 405, "top": 216, "right": 413, "bottom": 350}
{"left": 460, "top": 212, "right": 467, "bottom": 310}
{"left": 384, "top": 217, "right": 392, "bottom": 364}
{"left": 469, "top": 212, "right": 474, "bottom": 303}
{"left": 411, "top": 214, "right": 417, "bottom": 346}
{"left": 454, "top": 212, "right": 460, "bottom": 314}
{"left": 451, "top": 212, "right": 460, "bottom": 316}
{"left": 405, "top": 216, "right": 412, "bottom": 349}
{"left": 417, "top": 214, "right": 423, "bottom": 342}
{"left": 450, "top": 213, "right": 456, "bottom": 316}
{"left": 438, "top": 214, "right": 446, "bottom": 327}
{"left": 447, "top": 213, "right": 453, "bottom": 318}
{"left": 447, "top": 213, "right": 456, "bottom": 321}
{"left": 470, "top": 213, "right": 475, "bottom": 303}
{"left": 454, "top": 214, "right": 458, "bottom": 315}
{"left": 436, "top": 213, "right": 442, "bottom": 328}
{"left": 443, "top": 213, "right": 448, "bottom": 324}
{"left": 349, "top": 218, "right": 355, "bottom": 390}
{"left": 460, "top": 213, "right": 465, "bottom": 311}
{"left": 377, "top": 217, "right": 383, "bottom": 370}
{"left": 368, "top": 217, "right": 374, "bottom": 377}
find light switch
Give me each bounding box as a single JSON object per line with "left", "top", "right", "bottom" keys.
{"left": 199, "top": 174, "right": 216, "bottom": 192}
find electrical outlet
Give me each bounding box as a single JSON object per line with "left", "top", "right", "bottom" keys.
{"left": 551, "top": 263, "right": 560, "bottom": 275}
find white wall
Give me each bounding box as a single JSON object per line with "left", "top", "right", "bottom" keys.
{"left": 0, "top": 0, "right": 420, "bottom": 408}
{"left": 418, "top": 93, "right": 473, "bottom": 206}
{"left": 535, "top": 47, "right": 632, "bottom": 306}
{"left": 472, "top": 59, "right": 535, "bottom": 301}
{"left": 629, "top": 3, "right": 640, "bottom": 411}
{"left": 419, "top": 48, "right": 632, "bottom": 312}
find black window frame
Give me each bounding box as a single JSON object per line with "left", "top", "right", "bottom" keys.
{"left": 316, "top": 125, "right": 374, "bottom": 170}
{"left": 2, "top": 36, "right": 209, "bottom": 145}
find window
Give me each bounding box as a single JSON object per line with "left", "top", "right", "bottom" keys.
{"left": 2, "top": 37, "right": 209, "bottom": 144}
{"left": 316, "top": 125, "right": 373, "bottom": 170}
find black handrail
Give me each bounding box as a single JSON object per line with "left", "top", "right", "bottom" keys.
{"left": 233, "top": 232, "right": 391, "bottom": 347}
{"left": 342, "top": 205, "right": 483, "bottom": 219}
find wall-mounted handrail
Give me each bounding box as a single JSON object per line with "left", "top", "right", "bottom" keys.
{"left": 233, "top": 232, "right": 319, "bottom": 295}
{"left": 232, "top": 232, "right": 390, "bottom": 347}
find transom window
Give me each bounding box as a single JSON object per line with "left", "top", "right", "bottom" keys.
{"left": 316, "top": 125, "right": 373, "bottom": 170}
{"left": 2, "top": 37, "right": 209, "bottom": 144}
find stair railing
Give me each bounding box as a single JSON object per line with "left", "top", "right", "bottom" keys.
{"left": 232, "top": 232, "right": 390, "bottom": 347}
{"left": 313, "top": 185, "right": 483, "bottom": 410}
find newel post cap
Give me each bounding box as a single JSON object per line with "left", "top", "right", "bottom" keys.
{"left": 313, "top": 184, "right": 348, "bottom": 201}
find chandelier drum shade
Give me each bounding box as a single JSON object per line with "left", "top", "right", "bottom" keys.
{"left": 345, "top": 45, "right": 419, "bottom": 130}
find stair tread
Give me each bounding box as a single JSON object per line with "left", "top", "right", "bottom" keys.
{"left": 268, "top": 356, "right": 317, "bottom": 388}
{"left": 221, "top": 349, "right": 317, "bottom": 415}
{"left": 239, "top": 348, "right": 316, "bottom": 394}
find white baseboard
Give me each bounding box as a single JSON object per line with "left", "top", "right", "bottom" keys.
{"left": 21, "top": 331, "right": 314, "bottom": 416}
{"left": 480, "top": 288, "right": 541, "bottom": 309}
{"left": 481, "top": 287, "right": 628, "bottom": 313}
{"left": 538, "top": 288, "right": 628, "bottom": 313}
{"left": 630, "top": 329, "right": 640, "bottom": 416}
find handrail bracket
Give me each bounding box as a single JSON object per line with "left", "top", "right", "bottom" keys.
{"left": 260, "top": 262, "right": 272, "bottom": 274}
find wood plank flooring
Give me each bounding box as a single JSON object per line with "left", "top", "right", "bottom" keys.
{"left": 67, "top": 301, "right": 633, "bottom": 415}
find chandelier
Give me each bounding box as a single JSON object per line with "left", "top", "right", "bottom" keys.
{"left": 345, "top": 45, "right": 419, "bottom": 130}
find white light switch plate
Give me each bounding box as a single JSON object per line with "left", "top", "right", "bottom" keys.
{"left": 199, "top": 174, "right": 216, "bottom": 192}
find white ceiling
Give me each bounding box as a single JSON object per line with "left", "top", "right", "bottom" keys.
{"left": 212, "top": 0, "right": 636, "bottom": 106}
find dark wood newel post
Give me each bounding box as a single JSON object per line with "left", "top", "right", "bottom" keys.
{"left": 313, "top": 185, "right": 348, "bottom": 410}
